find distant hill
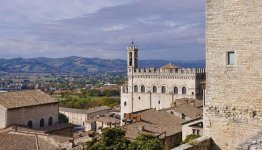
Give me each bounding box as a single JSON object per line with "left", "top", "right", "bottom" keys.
{"left": 0, "top": 57, "right": 205, "bottom": 74}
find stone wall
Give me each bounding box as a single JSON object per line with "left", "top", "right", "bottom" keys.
{"left": 205, "top": 0, "right": 262, "bottom": 149}
{"left": 0, "top": 105, "right": 7, "bottom": 128}
{"left": 172, "top": 136, "right": 212, "bottom": 150}
{"left": 6, "top": 103, "right": 59, "bottom": 129}
{"left": 60, "top": 109, "right": 111, "bottom": 127}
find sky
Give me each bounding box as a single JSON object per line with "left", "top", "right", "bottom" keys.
{"left": 0, "top": 0, "right": 205, "bottom": 60}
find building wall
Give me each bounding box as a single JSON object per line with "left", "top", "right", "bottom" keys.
{"left": 0, "top": 105, "right": 7, "bottom": 128}
{"left": 205, "top": 0, "right": 262, "bottom": 149}
{"left": 60, "top": 111, "right": 87, "bottom": 125}
{"left": 182, "top": 119, "right": 203, "bottom": 140}
{"left": 47, "top": 127, "right": 74, "bottom": 137}
{"left": 121, "top": 75, "right": 200, "bottom": 120}
{"left": 164, "top": 132, "right": 182, "bottom": 150}
{"left": 60, "top": 109, "right": 111, "bottom": 126}
{"left": 6, "top": 103, "right": 59, "bottom": 129}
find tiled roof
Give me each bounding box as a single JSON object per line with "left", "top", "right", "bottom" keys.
{"left": 0, "top": 90, "right": 58, "bottom": 109}
{"left": 59, "top": 106, "right": 111, "bottom": 114}
{"left": 167, "top": 103, "right": 203, "bottom": 119}
{"left": 0, "top": 132, "right": 38, "bottom": 150}
{"left": 124, "top": 109, "right": 182, "bottom": 140}
{"left": 161, "top": 63, "right": 180, "bottom": 69}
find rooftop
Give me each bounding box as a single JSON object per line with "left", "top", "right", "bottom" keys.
{"left": 161, "top": 63, "right": 180, "bottom": 70}
{"left": 59, "top": 106, "right": 111, "bottom": 114}
{"left": 0, "top": 90, "right": 58, "bottom": 109}
{"left": 123, "top": 109, "right": 182, "bottom": 140}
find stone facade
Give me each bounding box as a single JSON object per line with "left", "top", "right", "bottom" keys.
{"left": 205, "top": 0, "right": 262, "bottom": 149}
{"left": 182, "top": 118, "right": 203, "bottom": 140}
{"left": 121, "top": 42, "right": 205, "bottom": 121}
{"left": 0, "top": 105, "right": 7, "bottom": 128}
{"left": 59, "top": 106, "right": 111, "bottom": 127}
{"left": 7, "top": 103, "right": 59, "bottom": 129}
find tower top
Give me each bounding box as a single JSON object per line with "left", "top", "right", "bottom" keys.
{"left": 128, "top": 38, "right": 138, "bottom": 49}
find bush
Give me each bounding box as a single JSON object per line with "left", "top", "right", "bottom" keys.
{"left": 181, "top": 134, "right": 200, "bottom": 144}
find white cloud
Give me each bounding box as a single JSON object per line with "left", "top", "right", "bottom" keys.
{"left": 102, "top": 24, "right": 126, "bottom": 31}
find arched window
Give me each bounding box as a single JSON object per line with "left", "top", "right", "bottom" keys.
{"left": 152, "top": 86, "right": 157, "bottom": 93}
{"left": 27, "top": 120, "right": 33, "bottom": 128}
{"left": 48, "top": 117, "right": 53, "bottom": 126}
{"left": 129, "top": 52, "right": 132, "bottom": 66}
{"left": 182, "top": 87, "right": 187, "bottom": 95}
{"left": 40, "top": 119, "right": 45, "bottom": 127}
{"left": 161, "top": 86, "right": 166, "bottom": 93}
{"left": 124, "top": 101, "right": 127, "bottom": 106}
{"left": 134, "top": 85, "right": 138, "bottom": 93}
{"left": 141, "top": 85, "right": 145, "bottom": 93}
{"left": 174, "top": 87, "right": 178, "bottom": 94}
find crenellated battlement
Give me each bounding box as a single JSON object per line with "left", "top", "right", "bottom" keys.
{"left": 128, "top": 67, "right": 205, "bottom": 78}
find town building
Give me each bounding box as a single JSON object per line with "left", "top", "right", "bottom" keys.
{"left": 0, "top": 90, "right": 59, "bottom": 129}
{"left": 59, "top": 106, "right": 111, "bottom": 127}
{"left": 120, "top": 42, "right": 205, "bottom": 122}
{"left": 123, "top": 109, "right": 183, "bottom": 150}
{"left": 181, "top": 117, "right": 203, "bottom": 140}
{"left": 85, "top": 114, "right": 120, "bottom": 133}
{"left": 204, "top": 0, "right": 262, "bottom": 149}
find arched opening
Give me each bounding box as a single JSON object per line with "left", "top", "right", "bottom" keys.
{"left": 48, "top": 117, "right": 53, "bottom": 126}
{"left": 161, "top": 86, "right": 166, "bottom": 93}
{"left": 152, "top": 86, "right": 157, "bottom": 93}
{"left": 141, "top": 85, "right": 145, "bottom": 93}
{"left": 182, "top": 87, "right": 187, "bottom": 95}
{"left": 40, "top": 119, "right": 45, "bottom": 128}
{"left": 134, "top": 85, "right": 138, "bottom": 93}
{"left": 27, "top": 120, "right": 33, "bottom": 128}
{"left": 129, "top": 52, "right": 132, "bottom": 66}
{"left": 124, "top": 101, "right": 127, "bottom": 106}
{"left": 174, "top": 87, "right": 178, "bottom": 94}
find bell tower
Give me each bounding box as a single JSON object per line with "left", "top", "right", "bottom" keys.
{"left": 127, "top": 40, "right": 138, "bottom": 75}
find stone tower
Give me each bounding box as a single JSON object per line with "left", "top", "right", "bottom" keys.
{"left": 127, "top": 40, "right": 138, "bottom": 76}
{"left": 205, "top": 0, "right": 262, "bottom": 149}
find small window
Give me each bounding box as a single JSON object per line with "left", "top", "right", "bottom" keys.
{"left": 161, "top": 86, "right": 166, "bottom": 93}
{"left": 228, "top": 52, "right": 235, "bottom": 65}
{"left": 158, "top": 101, "right": 160, "bottom": 104}
{"left": 197, "top": 130, "right": 200, "bottom": 136}
{"left": 174, "top": 87, "right": 178, "bottom": 94}
{"left": 152, "top": 86, "right": 157, "bottom": 93}
{"left": 182, "top": 87, "right": 187, "bottom": 95}
{"left": 141, "top": 85, "right": 145, "bottom": 93}
{"left": 134, "top": 85, "right": 138, "bottom": 93}
{"left": 40, "top": 119, "right": 45, "bottom": 128}
{"left": 193, "top": 129, "right": 196, "bottom": 135}
{"left": 124, "top": 101, "right": 127, "bottom": 106}
{"left": 27, "top": 121, "right": 33, "bottom": 128}
{"left": 48, "top": 117, "right": 53, "bottom": 126}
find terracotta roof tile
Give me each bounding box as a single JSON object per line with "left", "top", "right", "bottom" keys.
{"left": 0, "top": 90, "right": 58, "bottom": 109}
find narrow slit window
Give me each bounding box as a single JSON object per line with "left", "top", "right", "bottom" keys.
{"left": 228, "top": 52, "right": 235, "bottom": 65}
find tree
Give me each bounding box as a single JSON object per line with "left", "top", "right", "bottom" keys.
{"left": 85, "top": 128, "right": 130, "bottom": 150}
{"left": 58, "top": 113, "right": 69, "bottom": 123}
{"left": 128, "top": 134, "right": 164, "bottom": 150}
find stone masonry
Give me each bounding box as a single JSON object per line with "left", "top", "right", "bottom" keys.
{"left": 205, "top": 0, "right": 262, "bottom": 149}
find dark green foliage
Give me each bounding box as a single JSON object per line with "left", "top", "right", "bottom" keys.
{"left": 85, "top": 128, "right": 130, "bottom": 150}
{"left": 58, "top": 113, "right": 69, "bottom": 123}
{"left": 129, "top": 134, "right": 164, "bottom": 150}
{"left": 181, "top": 134, "right": 200, "bottom": 144}
{"left": 85, "top": 129, "right": 164, "bottom": 150}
